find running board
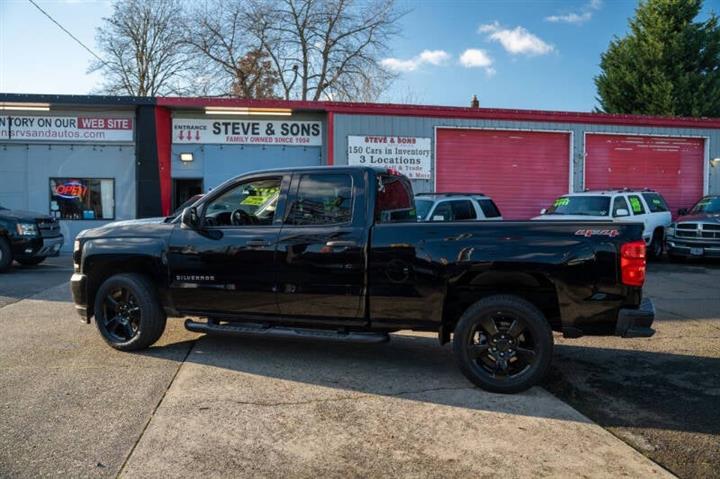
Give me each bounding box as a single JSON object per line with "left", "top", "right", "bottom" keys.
{"left": 184, "top": 319, "right": 390, "bottom": 344}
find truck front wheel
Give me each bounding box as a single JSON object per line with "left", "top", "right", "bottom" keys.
{"left": 452, "top": 295, "right": 553, "bottom": 394}
{"left": 93, "top": 273, "right": 166, "bottom": 351}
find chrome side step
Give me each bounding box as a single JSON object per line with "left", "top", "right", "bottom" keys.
{"left": 184, "top": 319, "right": 390, "bottom": 344}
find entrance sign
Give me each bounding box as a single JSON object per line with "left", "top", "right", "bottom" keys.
{"left": 0, "top": 115, "right": 133, "bottom": 142}
{"left": 347, "top": 135, "right": 432, "bottom": 180}
{"left": 172, "top": 118, "right": 322, "bottom": 146}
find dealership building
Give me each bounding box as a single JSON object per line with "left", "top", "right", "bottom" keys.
{"left": 1, "top": 92, "right": 719, "bottom": 250}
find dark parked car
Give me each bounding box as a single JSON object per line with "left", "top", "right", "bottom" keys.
{"left": 666, "top": 195, "right": 720, "bottom": 259}
{"left": 0, "top": 204, "right": 64, "bottom": 272}
{"left": 71, "top": 167, "right": 654, "bottom": 393}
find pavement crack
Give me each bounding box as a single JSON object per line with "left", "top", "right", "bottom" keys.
{"left": 116, "top": 339, "right": 197, "bottom": 478}
{"left": 198, "top": 386, "right": 475, "bottom": 409}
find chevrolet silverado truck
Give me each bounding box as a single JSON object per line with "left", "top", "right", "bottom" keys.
{"left": 0, "top": 204, "right": 64, "bottom": 272}
{"left": 71, "top": 167, "right": 654, "bottom": 393}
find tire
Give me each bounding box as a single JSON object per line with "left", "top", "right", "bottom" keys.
{"left": 648, "top": 229, "right": 664, "bottom": 259}
{"left": 0, "top": 237, "right": 12, "bottom": 273}
{"left": 15, "top": 256, "right": 46, "bottom": 266}
{"left": 452, "top": 294, "right": 553, "bottom": 394}
{"left": 93, "top": 273, "right": 166, "bottom": 351}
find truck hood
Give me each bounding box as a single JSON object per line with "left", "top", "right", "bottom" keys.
{"left": 101, "top": 217, "right": 168, "bottom": 227}
{"left": 676, "top": 213, "right": 720, "bottom": 224}
{"left": 0, "top": 208, "right": 54, "bottom": 221}
{"left": 77, "top": 222, "right": 176, "bottom": 240}
{"left": 532, "top": 214, "right": 610, "bottom": 221}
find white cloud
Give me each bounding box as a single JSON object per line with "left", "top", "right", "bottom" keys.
{"left": 545, "top": 0, "right": 603, "bottom": 25}
{"left": 459, "top": 49, "right": 495, "bottom": 75}
{"left": 381, "top": 49, "right": 450, "bottom": 72}
{"left": 479, "top": 22, "right": 554, "bottom": 56}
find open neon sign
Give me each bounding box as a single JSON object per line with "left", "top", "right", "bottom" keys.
{"left": 54, "top": 181, "right": 87, "bottom": 199}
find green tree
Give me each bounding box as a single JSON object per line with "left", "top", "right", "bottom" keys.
{"left": 595, "top": 0, "right": 720, "bottom": 117}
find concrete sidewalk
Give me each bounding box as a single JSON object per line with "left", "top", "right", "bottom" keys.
{"left": 0, "top": 282, "right": 671, "bottom": 478}
{"left": 120, "top": 333, "right": 671, "bottom": 478}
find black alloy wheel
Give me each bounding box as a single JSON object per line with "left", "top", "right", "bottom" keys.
{"left": 100, "top": 287, "right": 141, "bottom": 342}
{"left": 466, "top": 312, "right": 537, "bottom": 379}
{"left": 93, "top": 273, "right": 166, "bottom": 351}
{"left": 453, "top": 295, "right": 553, "bottom": 394}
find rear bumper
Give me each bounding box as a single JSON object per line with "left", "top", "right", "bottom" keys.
{"left": 615, "top": 298, "right": 655, "bottom": 338}
{"left": 70, "top": 273, "right": 90, "bottom": 323}
{"left": 12, "top": 235, "right": 64, "bottom": 257}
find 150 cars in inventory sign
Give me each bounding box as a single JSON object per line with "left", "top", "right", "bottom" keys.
{"left": 172, "top": 118, "right": 322, "bottom": 146}
{"left": 347, "top": 135, "right": 432, "bottom": 180}
{"left": 0, "top": 115, "right": 133, "bottom": 142}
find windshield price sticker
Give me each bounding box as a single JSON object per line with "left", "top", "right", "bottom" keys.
{"left": 629, "top": 197, "right": 643, "bottom": 213}
{"left": 553, "top": 198, "right": 570, "bottom": 207}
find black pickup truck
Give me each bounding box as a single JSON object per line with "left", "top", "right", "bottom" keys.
{"left": 0, "top": 204, "right": 64, "bottom": 271}
{"left": 71, "top": 167, "right": 654, "bottom": 393}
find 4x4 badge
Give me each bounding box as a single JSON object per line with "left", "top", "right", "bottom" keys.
{"left": 575, "top": 229, "right": 619, "bottom": 238}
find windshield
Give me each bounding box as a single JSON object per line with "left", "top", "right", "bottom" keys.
{"left": 689, "top": 197, "right": 720, "bottom": 215}
{"left": 545, "top": 196, "right": 610, "bottom": 216}
{"left": 415, "top": 199, "right": 433, "bottom": 220}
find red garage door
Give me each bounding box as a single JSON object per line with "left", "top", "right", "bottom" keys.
{"left": 585, "top": 134, "right": 704, "bottom": 216}
{"left": 436, "top": 129, "right": 570, "bottom": 219}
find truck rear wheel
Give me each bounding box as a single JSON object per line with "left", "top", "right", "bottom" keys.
{"left": 452, "top": 295, "right": 553, "bottom": 394}
{"left": 93, "top": 273, "right": 166, "bottom": 351}
{"left": 0, "top": 237, "right": 12, "bottom": 272}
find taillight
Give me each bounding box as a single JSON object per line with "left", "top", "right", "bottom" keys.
{"left": 620, "top": 240, "right": 646, "bottom": 287}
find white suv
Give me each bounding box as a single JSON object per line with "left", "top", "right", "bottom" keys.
{"left": 415, "top": 193, "right": 503, "bottom": 222}
{"left": 533, "top": 189, "right": 672, "bottom": 257}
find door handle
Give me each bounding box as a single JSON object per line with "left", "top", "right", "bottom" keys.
{"left": 246, "top": 239, "right": 269, "bottom": 247}
{"left": 325, "top": 240, "right": 357, "bottom": 248}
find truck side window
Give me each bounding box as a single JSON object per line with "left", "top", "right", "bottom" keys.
{"left": 612, "top": 196, "right": 630, "bottom": 216}
{"left": 450, "top": 200, "right": 476, "bottom": 220}
{"left": 628, "top": 195, "right": 646, "bottom": 215}
{"left": 287, "top": 174, "right": 352, "bottom": 225}
{"left": 203, "top": 177, "right": 281, "bottom": 227}
{"left": 375, "top": 174, "right": 416, "bottom": 223}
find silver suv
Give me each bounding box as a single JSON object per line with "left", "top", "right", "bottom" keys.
{"left": 415, "top": 193, "right": 503, "bottom": 222}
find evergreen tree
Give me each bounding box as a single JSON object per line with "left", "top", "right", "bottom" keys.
{"left": 595, "top": 0, "right": 720, "bottom": 117}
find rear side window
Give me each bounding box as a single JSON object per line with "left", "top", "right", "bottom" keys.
{"left": 478, "top": 199, "right": 501, "bottom": 218}
{"left": 612, "top": 196, "right": 630, "bottom": 216}
{"left": 287, "top": 174, "right": 352, "bottom": 225}
{"left": 628, "top": 195, "right": 646, "bottom": 215}
{"left": 450, "top": 200, "right": 476, "bottom": 220}
{"left": 642, "top": 193, "right": 669, "bottom": 213}
{"left": 431, "top": 202, "right": 453, "bottom": 221}
{"left": 375, "top": 175, "right": 416, "bottom": 223}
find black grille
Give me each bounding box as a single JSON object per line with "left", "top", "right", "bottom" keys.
{"left": 36, "top": 218, "right": 61, "bottom": 238}
{"left": 675, "top": 222, "right": 720, "bottom": 241}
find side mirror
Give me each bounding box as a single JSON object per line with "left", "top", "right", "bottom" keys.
{"left": 678, "top": 208, "right": 688, "bottom": 216}
{"left": 615, "top": 208, "right": 630, "bottom": 217}
{"left": 540, "top": 208, "right": 547, "bottom": 215}
{"left": 181, "top": 206, "right": 199, "bottom": 229}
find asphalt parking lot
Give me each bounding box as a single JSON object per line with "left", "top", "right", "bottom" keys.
{"left": 0, "top": 256, "right": 717, "bottom": 478}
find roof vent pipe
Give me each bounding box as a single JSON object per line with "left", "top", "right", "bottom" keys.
{"left": 470, "top": 95, "right": 479, "bottom": 108}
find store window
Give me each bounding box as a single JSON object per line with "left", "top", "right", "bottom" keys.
{"left": 50, "top": 178, "right": 115, "bottom": 220}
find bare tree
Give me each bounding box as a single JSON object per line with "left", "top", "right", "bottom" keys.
{"left": 251, "top": 0, "right": 402, "bottom": 101}
{"left": 183, "top": 0, "right": 280, "bottom": 97}
{"left": 91, "top": 0, "right": 191, "bottom": 96}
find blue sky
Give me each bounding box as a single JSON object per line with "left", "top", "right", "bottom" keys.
{"left": 0, "top": 0, "right": 717, "bottom": 111}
